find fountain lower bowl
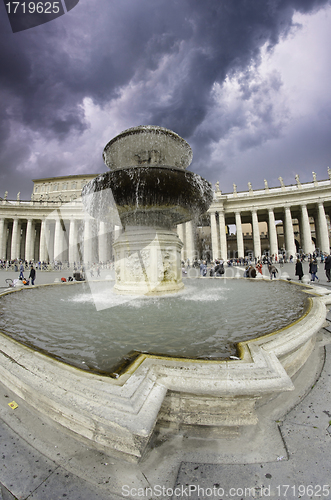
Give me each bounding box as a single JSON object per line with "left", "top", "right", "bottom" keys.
{"left": 0, "top": 279, "right": 310, "bottom": 374}
{"left": 0, "top": 279, "right": 328, "bottom": 461}
{"left": 82, "top": 166, "right": 213, "bottom": 227}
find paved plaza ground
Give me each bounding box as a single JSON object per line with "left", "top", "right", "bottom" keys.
{"left": 0, "top": 259, "right": 330, "bottom": 287}
{"left": 0, "top": 263, "right": 330, "bottom": 500}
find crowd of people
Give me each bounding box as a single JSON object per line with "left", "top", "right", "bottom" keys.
{"left": 2, "top": 252, "right": 331, "bottom": 286}
{"left": 181, "top": 251, "right": 331, "bottom": 284}
{"left": 0, "top": 259, "right": 115, "bottom": 287}
{"left": 7, "top": 260, "right": 37, "bottom": 286}
{"left": 295, "top": 253, "right": 331, "bottom": 282}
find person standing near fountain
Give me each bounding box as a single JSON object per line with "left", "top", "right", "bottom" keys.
{"left": 309, "top": 257, "right": 319, "bottom": 282}
{"left": 324, "top": 253, "right": 331, "bottom": 282}
{"left": 19, "top": 261, "right": 24, "bottom": 280}
{"left": 29, "top": 265, "right": 36, "bottom": 285}
{"left": 295, "top": 258, "right": 304, "bottom": 281}
{"left": 268, "top": 263, "right": 278, "bottom": 280}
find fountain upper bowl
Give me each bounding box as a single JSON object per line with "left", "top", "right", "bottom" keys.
{"left": 102, "top": 125, "right": 193, "bottom": 171}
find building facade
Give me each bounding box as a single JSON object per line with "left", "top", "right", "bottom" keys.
{"left": 1, "top": 172, "right": 331, "bottom": 265}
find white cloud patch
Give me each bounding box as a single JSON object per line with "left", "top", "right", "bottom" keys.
{"left": 191, "top": 8, "right": 331, "bottom": 192}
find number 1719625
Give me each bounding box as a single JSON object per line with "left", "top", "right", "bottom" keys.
{"left": 276, "top": 485, "right": 330, "bottom": 497}
{"left": 5, "top": 2, "right": 60, "bottom": 14}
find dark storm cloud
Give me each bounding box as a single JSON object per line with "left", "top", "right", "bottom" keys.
{"left": 146, "top": 0, "right": 330, "bottom": 134}
{"left": 0, "top": 0, "right": 330, "bottom": 198}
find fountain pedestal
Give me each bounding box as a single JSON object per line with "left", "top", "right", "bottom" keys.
{"left": 113, "top": 226, "right": 184, "bottom": 295}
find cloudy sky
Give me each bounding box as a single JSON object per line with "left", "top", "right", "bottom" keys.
{"left": 1, "top": 0, "right": 331, "bottom": 200}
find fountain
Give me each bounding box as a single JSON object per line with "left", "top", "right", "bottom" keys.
{"left": 0, "top": 126, "right": 330, "bottom": 468}
{"left": 81, "top": 125, "right": 213, "bottom": 295}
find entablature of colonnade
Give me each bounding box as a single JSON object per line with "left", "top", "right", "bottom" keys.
{"left": 0, "top": 198, "right": 89, "bottom": 221}
{"left": 209, "top": 177, "right": 331, "bottom": 224}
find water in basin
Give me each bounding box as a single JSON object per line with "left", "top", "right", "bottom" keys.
{"left": 0, "top": 279, "right": 308, "bottom": 375}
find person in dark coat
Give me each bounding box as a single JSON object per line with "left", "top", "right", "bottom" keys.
{"left": 29, "top": 265, "right": 36, "bottom": 285}
{"left": 324, "top": 254, "right": 331, "bottom": 282}
{"left": 295, "top": 259, "right": 304, "bottom": 281}
{"left": 309, "top": 258, "right": 319, "bottom": 282}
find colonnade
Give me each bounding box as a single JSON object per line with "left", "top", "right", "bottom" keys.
{"left": 0, "top": 215, "right": 115, "bottom": 265}
{"left": 3, "top": 205, "right": 328, "bottom": 264}
{"left": 1, "top": 177, "right": 331, "bottom": 265}
{"left": 209, "top": 200, "right": 330, "bottom": 261}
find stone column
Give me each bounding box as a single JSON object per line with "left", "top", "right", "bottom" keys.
{"left": 69, "top": 219, "right": 78, "bottom": 265}
{"left": 54, "top": 218, "right": 64, "bottom": 261}
{"left": 235, "top": 211, "right": 244, "bottom": 259}
{"left": 84, "top": 218, "right": 92, "bottom": 265}
{"left": 300, "top": 204, "right": 313, "bottom": 255}
{"left": 284, "top": 207, "right": 296, "bottom": 258}
{"left": 46, "top": 221, "right": 54, "bottom": 262}
{"left": 251, "top": 209, "right": 261, "bottom": 259}
{"left": 210, "top": 211, "right": 220, "bottom": 261}
{"left": 32, "top": 224, "right": 37, "bottom": 261}
{"left": 185, "top": 220, "right": 196, "bottom": 263}
{"left": 11, "top": 218, "right": 20, "bottom": 260}
{"left": 218, "top": 209, "right": 227, "bottom": 260}
{"left": 313, "top": 212, "right": 320, "bottom": 252}
{"left": 268, "top": 208, "right": 278, "bottom": 258}
{"left": 0, "top": 219, "right": 5, "bottom": 259}
{"left": 317, "top": 202, "right": 330, "bottom": 253}
{"left": 39, "top": 219, "right": 47, "bottom": 262}
{"left": 25, "top": 219, "right": 33, "bottom": 262}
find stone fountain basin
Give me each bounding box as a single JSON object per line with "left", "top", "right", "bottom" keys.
{"left": 82, "top": 166, "right": 213, "bottom": 227}
{"left": 102, "top": 125, "right": 193, "bottom": 170}
{"left": 0, "top": 281, "right": 330, "bottom": 462}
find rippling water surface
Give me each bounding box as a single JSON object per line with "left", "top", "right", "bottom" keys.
{"left": 0, "top": 279, "right": 308, "bottom": 373}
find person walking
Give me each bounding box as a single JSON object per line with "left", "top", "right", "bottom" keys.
{"left": 19, "top": 261, "right": 24, "bottom": 280}
{"left": 29, "top": 265, "right": 36, "bottom": 285}
{"left": 324, "top": 253, "right": 331, "bottom": 282}
{"left": 309, "top": 258, "right": 319, "bottom": 282}
{"left": 295, "top": 258, "right": 304, "bottom": 281}
{"left": 268, "top": 263, "right": 278, "bottom": 280}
